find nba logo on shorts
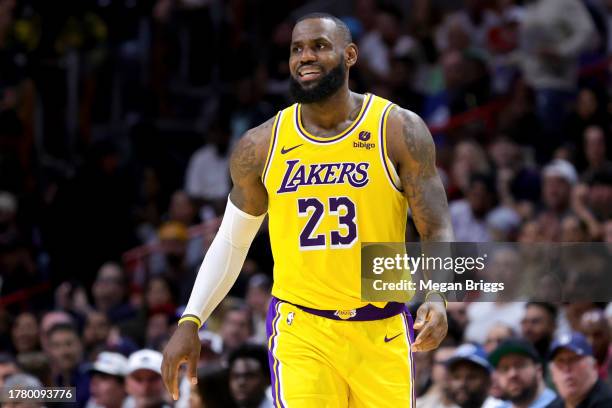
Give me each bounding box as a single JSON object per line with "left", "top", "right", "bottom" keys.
{"left": 287, "top": 312, "right": 294, "bottom": 325}
{"left": 359, "top": 131, "right": 371, "bottom": 141}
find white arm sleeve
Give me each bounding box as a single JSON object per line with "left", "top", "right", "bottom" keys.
{"left": 181, "top": 197, "right": 265, "bottom": 324}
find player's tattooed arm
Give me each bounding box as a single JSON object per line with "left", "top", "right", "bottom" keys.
{"left": 228, "top": 117, "right": 275, "bottom": 215}
{"left": 387, "top": 107, "right": 454, "bottom": 242}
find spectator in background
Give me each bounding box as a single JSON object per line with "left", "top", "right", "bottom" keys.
{"left": 0, "top": 353, "right": 19, "bottom": 388}
{"left": 191, "top": 365, "right": 236, "bottom": 408}
{"left": 39, "top": 310, "right": 74, "bottom": 352}
{"left": 153, "top": 221, "right": 197, "bottom": 304}
{"left": 565, "top": 88, "right": 610, "bottom": 160}
{"left": 86, "top": 351, "right": 128, "bottom": 408}
{"left": 46, "top": 323, "right": 89, "bottom": 407}
{"left": 448, "top": 140, "right": 492, "bottom": 199}
{"left": 450, "top": 173, "right": 497, "bottom": 242}
{"left": 219, "top": 302, "right": 254, "bottom": 359}
{"left": 10, "top": 312, "right": 40, "bottom": 356}
{"left": 125, "top": 349, "right": 170, "bottom": 408}
{"left": 560, "top": 214, "right": 590, "bottom": 242}
{"left": 2, "top": 373, "right": 44, "bottom": 408}
{"left": 184, "top": 119, "right": 231, "bottom": 216}
{"left": 358, "top": 4, "right": 417, "bottom": 85}
{"left": 579, "top": 310, "right": 612, "bottom": 384}
{"left": 228, "top": 344, "right": 272, "bottom": 408}
{"left": 488, "top": 338, "right": 557, "bottom": 408}
{"left": 445, "top": 344, "right": 503, "bottom": 408}
{"left": 537, "top": 159, "right": 577, "bottom": 241}
{"left": 519, "top": 0, "right": 595, "bottom": 152}
{"left": 149, "top": 190, "right": 205, "bottom": 276}
{"left": 581, "top": 126, "right": 612, "bottom": 182}
{"left": 484, "top": 323, "right": 516, "bottom": 354}
{"left": 90, "top": 262, "right": 136, "bottom": 322}
{"left": 549, "top": 332, "right": 612, "bottom": 407}
{"left": 83, "top": 311, "right": 111, "bottom": 360}
{"left": 245, "top": 274, "right": 272, "bottom": 344}
{"left": 417, "top": 346, "right": 459, "bottom": 408}
{"left": 436, "top": 0, "right": 500, "bottom": 53}
{"left": 521, "top": 302, "right": 557, "bottom": 361}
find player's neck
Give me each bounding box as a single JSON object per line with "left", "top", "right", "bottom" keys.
{"left": 300, "top": 87, "right": 359, "bottom": 130}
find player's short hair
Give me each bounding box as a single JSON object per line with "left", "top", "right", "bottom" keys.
{"left": 295, "top": 12, "right": 352, "bottom": 45}
{"left": 228, "top": 344, "right": 270, "bottom": 378}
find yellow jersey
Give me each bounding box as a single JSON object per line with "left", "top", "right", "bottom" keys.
{"left": 262, "top": 93, "right": 409, "bottom": 310}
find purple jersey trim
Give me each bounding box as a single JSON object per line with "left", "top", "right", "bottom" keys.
{"left": 276, "top": 297, "right": 405, "bottom": 321}
{"left": 379, "top": 103, "right": 403, "bottom": 193}
{"left": 294, "top": 94, "right": 373, "bottom": 144}
{"left": 266, "top": 298, "right": 286, "bottom": 408}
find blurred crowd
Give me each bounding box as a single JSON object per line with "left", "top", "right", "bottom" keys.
{"left": 0, "top": 0, "right": 612, "bottom": 407}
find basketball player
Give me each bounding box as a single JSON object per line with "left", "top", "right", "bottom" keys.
{"left": 162, "top": 13, "right": 453, "bottom": 407}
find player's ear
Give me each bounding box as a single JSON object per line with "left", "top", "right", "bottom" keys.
{"left": 345, "top": 43, "right": 358, "bottom": 68}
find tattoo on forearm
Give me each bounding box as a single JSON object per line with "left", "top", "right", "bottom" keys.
{"left": 396, "top": 109, "right": 453, "bottom": 241}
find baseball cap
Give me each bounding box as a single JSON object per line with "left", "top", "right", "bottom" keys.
{"left": 127, "top": 349, "right": 163, "bottom": 375}
{"left": 90, "top": 352, "right": 129, "bottom": 377}
{"left": 543, "top": 159, "right": 578, "bottom": 185}
{"left": 488, "top": 338, "right": 541, "bottom": 367}
{"left": 447, "top": 343, "right": 493, "bottom": 373}
{"left": 549, "top": 332, "right": 593, "bottom": 360}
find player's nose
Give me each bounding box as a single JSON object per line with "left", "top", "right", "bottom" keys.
{"left": 299, "top": 46, "right": 317, "bottom": 63}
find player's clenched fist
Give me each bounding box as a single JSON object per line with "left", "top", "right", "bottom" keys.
{"left": 412, "top": 301, "right": 448, "bottom": 352}
{"left": 161, "top": 322, "right": 200, "bottom": 400}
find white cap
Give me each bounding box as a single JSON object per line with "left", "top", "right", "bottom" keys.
{"left": 90, "top": 352, "right": 128, "bottom": 377}
{"left": 543, "top": 159, "right": 578, "bottom": 185}
{"left": 127, "top": 349, "right": 163, "bottom": 375}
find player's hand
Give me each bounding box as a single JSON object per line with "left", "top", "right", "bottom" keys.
{"left": 161, "top": 321, "right": 201, "bottom": 401}
{"left": 412, "top": 301, "right": 448, "bottom": 352}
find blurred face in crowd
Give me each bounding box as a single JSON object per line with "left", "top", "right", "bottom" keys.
{"left": 580, "top": 311, "right": 611, "bottom": 363}
{"left": 447, "top": 302, "right": 468, "bottom": 331}
{"left": 83, "top": 311, "right": 111, "bottom": 348}
{"left": 230, "top": 357, "right": 269, "bottom": 407}
{"left": 126, "top": 369, "right": 165, "bottom": 408}
{"left": 467, "top": 180, "right": 493, "bottom": 218}
{"left": 447, "top": 362, "right": 491, "bottom": 408}
{"left": 146, "top": 277, "right": 174, "bottom": 309}
{"left": 584, "top": 126, "right": 606, "bottom": 167}
{"left": 489, "top": 138, "right": 520, "bottom": 170}
{"left": 12, "top": 312, "right": 39, "bottom": 354}
{"left": 47, "top": 329, "right": 83, "bottom": 373}
{"left": 576, "top": 88, "right": 598, "bottom": 119}
{"left": 432, "top": 347, "right": 456, "bottom": 385}
{"left": 377, "top": 11, "right": 400, "bottom": 44}
{"left": 588, "top": 183, "right": 612, "bottom": 220}
{"left": 246, "top": 285, "right": 270, "bottom": 316}
{"left": 90, "top": 373, "right": 126, "bottom": 408}
{"left": 169, "top": 191, "right": 195, "bottom": 226}
{"left": 220, "top": 309, "right": 253, "bottom": 352}
{"left": 521, "top": 305, "right": 555, "bottom": 345}
{"left": 146, "top": 314, "right": 170, "bottom": 347}
{"left": 550, "top": 349, "right": 598, "bottom": 405}
{"left": 40, "top": 311, "right": 72, "bottom": 351}
{"left": 442, "top": 51, "right": 466, "bottom": 88}
{"left": 0, "top": 361, "right": 19, "bottom": 388}
{"left": 484, "top": 324, "right": 514, "bottom": 353}
{"left": 542, "top": 175, "right": 571, "bottom": 212}
{"left": 93, "top": 263, "right": 126, "bottom": 310}
{"left": 289, "top": 18, "right": 353, "bottom": 104}
{"left": 496, "top": 354, "right": 541, "bottom": 405}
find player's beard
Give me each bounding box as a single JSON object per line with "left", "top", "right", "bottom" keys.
{"left": 289, "top": 57, "right": 346, "bottom": 104}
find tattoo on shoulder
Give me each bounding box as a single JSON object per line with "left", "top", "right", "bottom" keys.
{"left": 395, "top": 108, "right": 436, "bottom": 177}
{"left": 230, "top": 116, "right": 275, "bottom": 181}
